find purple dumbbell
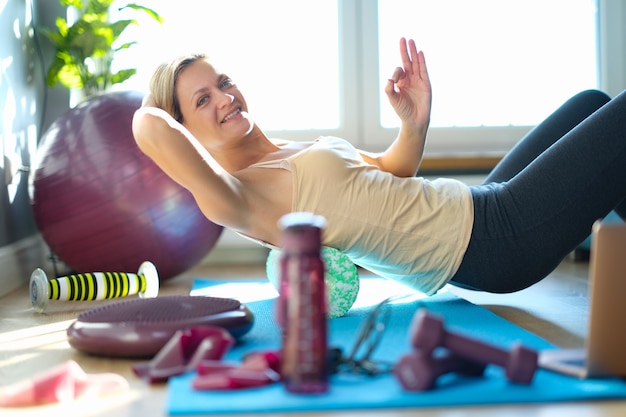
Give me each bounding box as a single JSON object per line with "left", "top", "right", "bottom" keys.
{"left": 410, "top": 309, "right": 538, "bottom": 384}
{"left": 395, "top": 350, "right": 486, "bottom": 391}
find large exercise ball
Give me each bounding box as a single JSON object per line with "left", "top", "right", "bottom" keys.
{"left": 30, "top": 91, "right": 223, "bottom": 281}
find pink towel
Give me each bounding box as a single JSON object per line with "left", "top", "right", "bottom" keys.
{"left": 0, "top": 360, "right": 128, "bottom": 407}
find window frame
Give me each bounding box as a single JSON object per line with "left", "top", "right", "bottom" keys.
{"left": 117, "top": 0, "right": 623, "bottom": 155}
{"left": 263, "top": 0, "right": 624, "bottom": 156}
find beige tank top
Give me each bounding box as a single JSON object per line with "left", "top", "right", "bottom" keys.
{"left": 250, "top": 136, "right": 474, "bottom": 295}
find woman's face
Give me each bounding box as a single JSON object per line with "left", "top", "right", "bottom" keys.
{"left": 176, "top": 58, "right": 253, "bottom": 145}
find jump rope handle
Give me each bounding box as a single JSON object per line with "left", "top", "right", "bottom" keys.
{"left": 30, "top": 261, "right": 159, "bottom": 313}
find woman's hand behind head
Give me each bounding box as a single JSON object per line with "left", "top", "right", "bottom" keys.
{"left": 141, "top": 93, "right": 157, "bottom": 108}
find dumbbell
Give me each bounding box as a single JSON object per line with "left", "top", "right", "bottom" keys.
{"left": 410, "top": 309, "right": 538, "bottom": 384}
{"left": 395, "top": 349, "right": 486, "bottom": 391}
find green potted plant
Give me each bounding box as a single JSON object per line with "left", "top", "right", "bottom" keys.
{"left": 42, "top": 0, "right": 162, "bottom": 99}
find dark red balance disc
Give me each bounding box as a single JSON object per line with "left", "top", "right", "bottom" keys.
{"left": 67, "top": 295, "right": 254, "bottom": 358}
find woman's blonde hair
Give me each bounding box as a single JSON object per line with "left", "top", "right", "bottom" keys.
{"left": 149, "top": 53, "right": 208, "bottom": 123}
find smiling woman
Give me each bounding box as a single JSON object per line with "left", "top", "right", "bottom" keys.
{"left": 171, "top": 57, "right": 256, "bottom": 147}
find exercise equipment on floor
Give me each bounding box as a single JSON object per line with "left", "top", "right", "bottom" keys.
{"left": 29, "top": 261, "right": 159, "bottom": 313}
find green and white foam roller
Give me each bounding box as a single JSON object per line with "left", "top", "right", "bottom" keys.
{"left": 266, "top": 246, "right": 359, "bottom": 318}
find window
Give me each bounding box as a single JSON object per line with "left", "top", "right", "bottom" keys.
{"left": 114, "top": 0, "right": 340, "bottom": 132}
{"left": 115, "top": 0, "right": 615, "bottom": 155}
{"left": 377, "top": 0, "right": 597, "bottom": 128}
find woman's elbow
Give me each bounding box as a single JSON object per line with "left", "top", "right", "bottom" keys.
{"left": 132, "top": 108, "right": 168, "bottom": 150}
{"left": 379, "top": 160, "right": 419, "bottom": 178}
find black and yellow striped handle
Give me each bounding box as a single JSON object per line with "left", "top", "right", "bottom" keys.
{"left": 30, "top": 261, "right": 159, "bottom": 313}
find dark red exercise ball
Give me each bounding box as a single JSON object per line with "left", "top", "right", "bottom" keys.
{"left": 29, "top": 91, "right": 223, "bottom": 281}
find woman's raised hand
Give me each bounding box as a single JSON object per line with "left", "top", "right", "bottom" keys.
{"left": 384, "top": 38, "right": 432, "bottom": 131}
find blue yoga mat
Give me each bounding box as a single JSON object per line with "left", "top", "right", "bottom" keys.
{"left": 166, "top": 277, "right": 626, "bottom": 415}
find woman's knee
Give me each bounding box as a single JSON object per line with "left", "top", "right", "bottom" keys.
{"left": 568, "top": 89, "right": 611, "bottom": 111}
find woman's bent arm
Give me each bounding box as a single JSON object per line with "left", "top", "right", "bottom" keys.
{"left": 361, "top": 38, "right": 431, "bottom": 177}
{"left": 132, "top": 106, "right": 249, "bottom": 230}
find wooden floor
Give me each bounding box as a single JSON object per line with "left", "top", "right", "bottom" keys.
{"left": 1, "top": 257, "right": 626, "bottom": 417}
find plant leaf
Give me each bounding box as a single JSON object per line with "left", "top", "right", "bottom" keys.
{"left": 121, "top": 3, "right": 163, "bottom": 24}
{"left": 61, "top": 0, "right": 84, "bottom": 9}
{"left": 109, "top": 19, "right": 135, "bottom": 39}
{"left": 110, "top": 68, "right": 137, "bottom": 85}
{"left": 57, "top": 63, "right": 84, "bottom": 89}
{"left": 54, "top": 16, "right": 70, "bottom": 38}
{"left": 91, "top": 26, "right": 114, "bottom": 52}
{"left": 45, "top": 54, "right": 67, "bottom": 86}
{"left": 114, "top": 41, "right": 137, "bottom": 52}
{"left": 66, "top": 20, "right": 98, "bottom": 60}
{"left": 40, "top": 26, "right": 65, "bottom": 47}
{"left": 85, "top": 0, "right": 115, "bottom": 16}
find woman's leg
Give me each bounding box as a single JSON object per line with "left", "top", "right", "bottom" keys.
{"left": 485, "top": 89, "right": 626, "bottom": 220}
{"left": 451, "top": 90, "right": 626, "bottom": 293}
{"left": 485, "top": 90, "right": 611, "bottom": 183}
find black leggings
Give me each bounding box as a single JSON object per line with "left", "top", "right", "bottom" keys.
{"left": 450, "top": 89, "right": 626, "bottom": 293}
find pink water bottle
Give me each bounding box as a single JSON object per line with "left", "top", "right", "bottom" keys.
{"left": 278, "top": 212, "right": 328, "bottom": 394}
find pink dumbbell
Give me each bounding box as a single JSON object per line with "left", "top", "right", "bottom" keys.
{"left": 410, "top": 309, "right": 538, "bottom": 384}
{"left": 395, "top": 350, "right": 486, "bottom": 391}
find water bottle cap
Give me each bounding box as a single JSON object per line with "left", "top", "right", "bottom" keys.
{"left": 279, "top": 212, "right": 326, "bottom": 230}
{"left": 279, "top": 212, "right": 326, "bottom": 253}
